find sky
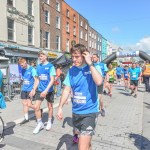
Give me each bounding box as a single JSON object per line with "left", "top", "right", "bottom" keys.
{"left": 65, "top": 0, "right": 150, "bottom": 53}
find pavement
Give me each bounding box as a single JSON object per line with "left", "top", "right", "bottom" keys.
{"left": 0, "top": 83, "right": 150, "bottom": 150}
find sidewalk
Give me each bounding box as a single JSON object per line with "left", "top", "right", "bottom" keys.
{"left": 1, "top": 84, "right": 146, "bottom": 150}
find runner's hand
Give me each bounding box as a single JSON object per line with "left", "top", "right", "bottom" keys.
{"left": 82, "top": 51, "right": 92, "bottom": 66}
{"left": 40, "top": 91, "right": 47, "bottom": 98}
{"left": 57, "top": 107, "right": 63, "bottom": 120}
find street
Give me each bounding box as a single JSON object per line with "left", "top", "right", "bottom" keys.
{"left": 0, "top": 84, "right": 150, "bottom": 150}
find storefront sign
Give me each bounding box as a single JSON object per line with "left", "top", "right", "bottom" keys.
{"left": 47, "top": 52, "right": 58, "bottom": 58}
{"left": 0, "top": 42, "right": 19, "bottom": 49}
{"left": 116, "top": 51, "right": 139, "bottom": 58}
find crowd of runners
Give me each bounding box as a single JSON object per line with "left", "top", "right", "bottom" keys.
{"left": 17, "top": 43, "right": 150, "bottom": 150}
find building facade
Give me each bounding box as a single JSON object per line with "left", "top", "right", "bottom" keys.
{"left": 102, "top": 37, "right": 107, "bottom": 60}
{"left": 88, "top": 26, "right": 97, "bottom": 53}
{"left": 79, "top": 14, "right": 88, "bottom": 48}
{"left": 0, "top": 0, "right": 40, "bottom": 63}
{"left": 61, "top": 0, "right": 79, "bottom": 52}
{"left": 40, "top": 0, "right": 62, "bottom": 53}
{"left": 97, "top": 33, "right": 102, "bottom": 61}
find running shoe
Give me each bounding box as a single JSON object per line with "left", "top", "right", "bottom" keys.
{"left": 73, "top": 134, "right": 79, "bottom": 143}
{"left": 33, "top": 123, "right": 44, "bottom": 134}
{"left": 101, "top": 109, "right": 105, "bottom": 117}
{"left": 20, "top": 119, "right": 29, "bottom": 125}
{"left": 46, "top": 122, "right": 52, "bottom": 131}
{"left": 130, "top": 91, "right": 134, "bottom": 96}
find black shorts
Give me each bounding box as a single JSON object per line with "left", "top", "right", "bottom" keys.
{"left": 117, "top": 75, "right": 122, "bottom": 79}
{"left": 109, "top": 81, "right": 114, "bottom": 83}
{"left": 130, "top": 80, "right": 138, "bottom": 86}
{"left": 97, "top": 83, "right": 104, "bottom": 94}
{"left": 124, "top": 78, "right": 129, "bottom": 80}
{"left": 21, "top": 91, "right": 30, "bottom": 99}
{"left": 72, "top": 113, "right": 98, "bottom": 136}
{"left": 35, "top": 91, "right": 54, "bottom": 103}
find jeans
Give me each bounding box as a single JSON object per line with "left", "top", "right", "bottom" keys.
{"left": 56, "top": 78, "right": 61, "bottom": 97}
{"left": 143, "top": 76, "right": 150, "bottom": 92}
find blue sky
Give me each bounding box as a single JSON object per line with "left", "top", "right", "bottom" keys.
{"left": 65, "top": 0, "right": 150, "bottom": 52}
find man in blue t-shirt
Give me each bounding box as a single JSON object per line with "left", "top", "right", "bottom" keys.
{"left": 18, "top": 58, "right": 37, "bottom": 125}
{"left": 57, "top": 44, "right": 103, "bottom": 149}
{"left": 123, "top": 65, "right": 129, "bottom": 91}
{"left": 129, "top": 63, "right": 142, "bottom": 98}
{"left": 92, "top": 54, "right": 108, "bottom": 117}
{"left": 29, "top": 51, "right": 56, "bottom": 134}
{"left": 116, "top": 65, "right": 123, "bottom": 85}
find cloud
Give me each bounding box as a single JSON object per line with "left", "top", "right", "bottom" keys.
{"left": 111, "top": 27, "right": 120, "bottom": 33}
{"left": 124, "top": 37, "right": 150, "bottom": 53}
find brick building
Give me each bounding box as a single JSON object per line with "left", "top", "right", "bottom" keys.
{"left": 40, "top": 0, "right": 62, "bottom": 52}
{"left": 79, "top": 14, "right": 88, "bottom": 48}
{"left": 61, "top": 0, "right": 79, "bottom": 52}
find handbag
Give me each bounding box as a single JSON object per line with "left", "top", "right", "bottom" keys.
{"left": 0, "top": 92, "right": 6, "bottom": 109}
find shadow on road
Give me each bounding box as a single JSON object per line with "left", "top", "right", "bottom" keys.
{"left": 4, "top": 122, "right": 15, "bottom": 136}
{"left": 119, "top": 92, "right": 130, "bottom": 96}
{"left": 56, "top": 134, "right": 78, "bottom": 150}
{"left": 144, "top": 102, "right": 150, "bottom": 109}
{"left": 0, "top": 144, "right": 5, "bottom": 148}
{"left": 62, "top": 117, "right": 73, "bottom": 128}
{"left": 129, "top": 133, "right": 150, "bottom": 150}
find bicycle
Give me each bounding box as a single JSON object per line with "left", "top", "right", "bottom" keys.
{"left": 0, "top": 115, "right": 4, "bottom": 142}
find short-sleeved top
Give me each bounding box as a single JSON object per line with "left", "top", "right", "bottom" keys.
{"left": 108, "top": 69, "right": 115, "bottom": 81}
{"left": 129, "top": 68, "right": 140, "bottom": 80}
{"left": 123, "top": 68, "right": 129, "bottom": 78}
{"left": 21, "top": 65, "right": 37, "bottom": 91}
{"left": 36, "top": 62, "right": 56, "bottom": 92}
{"left": 63, "top": 64, "right": 99, "bottom": 115}
{"left": 116, "top": 67, "right": 123, "bottom": 75}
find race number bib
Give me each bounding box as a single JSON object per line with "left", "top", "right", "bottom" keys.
{"left": 23, "top": 80, "right": 30, "bottom": 85}
{"left": 39, "top": 74, "right": 48, "bottom": 80}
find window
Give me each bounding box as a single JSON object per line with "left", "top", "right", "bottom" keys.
{"left": 85, "top": 33, "right": 87, "bottom": 41}
{"left": 28, "top": 0, "right": 33, "bottom": 16}
{"left": 56, "top": 2, "right": 60, "bottom": 11}
{"left": 73, "top": 26, "right": 76, "bottom": 36}
{"left": 92, "top": 33, "right": 94, "bottom": 38}
{"left": 100, "top": 46, "right": 101, "bottom": 51}
{"left": 98, "top": 37, "right": 99, "bottom": 41}
{"left": 95, "top": 43, "right": 96, "bottom": 49}
{"left": 66, "top": 22, "right": 69, "bottom": 33}
{"left": 98, "top": 45, "right": 100, "bottom": 50}
{"left": 56, "top": 16, "right": 60, "bottom": 29}
{"left": 85, "top": 24, "right": 87, "bottom": 30}
{"left": 7, "top": 0, "right": 14, "bottom": 6}
{"left": 66, "top": 9, "right": 69, "bottom": 17}
{"left": 80, "top": 31, "right": 83, "bottom": 39}
{"left": 66, "top": 39, "right": 69, "bottom": 52}
{"left": 89, "top": 41, "right": 91, "bottom": 48}
{"left": 89, "top": 32, "right": 91, "bottom": 37}
{"left": 45, "top": 10, "right": 50, "bottom": 24}
{"left": 80, "top": 21, "right": 83, "bottom": 27}
{"left": 56, "top": 36, "right": 60, "bottom": 50}
{"left": 92, "top": 41, "right": 94, "bottom": 48}
{"left": 28, "top": 26, "right": 33, "bottom": 45}
{"left": 7, "top": 18, "right": 15, "bottom": 41}
{"left": 73, "top": 15, "right": 76, "bottom": 22}
{"left": 95, "top": 35, "right": 96, "bottom": 40}
{"left": 45, "top": 32, "right": 50, "bottom": 48}
{"left": 44, "top": 0, "right": 49, "bottom": 4}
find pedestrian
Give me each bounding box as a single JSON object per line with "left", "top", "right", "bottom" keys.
{"left": 28, "top": 50, "right": 56, "bottom": 134}
{"left": 18, "top": 58, "right": 38, "bottom": 125}
{"left": 57, "top": 44, "right": 103, "bottom": 150}
{"left": 116, "top": 65, "right": 123, "bottom": 85}
{"left": 129, "top": 63, "right": 142, "bottom": 98}
{"left": 142, "top": 60, "right": 150, "bottom": 92}
{"left": 123, "top": 65, "right": 130, "bottom": 91}
{"left": 92, "top": 54, "right": 108, "bottom": 117}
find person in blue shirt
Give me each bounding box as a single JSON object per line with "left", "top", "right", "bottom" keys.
{"left": 116, "top": 65, "right": 123, "bottom": 85}
{"left": 57, "top": 44, "right": 102, "bottom": 149}
{"left": 29, "top": 51, "right": 56, "bottom": 134}
{"left": 136, "top": 62, "right": 142, "bottom": 85}
{"left": 18, "top": 58, "right": 37, "bottom": 125}
{"left": 123, "top": 65, "right": 130, "bottom": 91}
{"left": 129, "top": 63, "right": 142, "bottom": 98}
{"left": 92, "top": 54, "right": 107, "bottom": 117}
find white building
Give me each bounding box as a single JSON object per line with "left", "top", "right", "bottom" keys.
{"left": 0, "top": 0, "right": 40, "bottom": 63}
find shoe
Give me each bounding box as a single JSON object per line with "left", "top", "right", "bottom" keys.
{"left": 134, "top": 94, "right": 137, "bottom": 98}
{"left": 101, "top": 109, "right": 105, "bottom": 117}
{"left": 20, "top": 119, "right": 29, "bottom": 125}
{"left": 73, "top": 134, "right": 79, "bottom": 143}
{"left": 103, "top": 90, "right": 107, "bottom": 95}
{"left": 130, "top": 91, "right": 134, "bottom": 96}
{"left": 45, "top": 122, "right": 52, "bottom": 131}
{"left": 33, "top": 123, "right": 44, "bottom": 134}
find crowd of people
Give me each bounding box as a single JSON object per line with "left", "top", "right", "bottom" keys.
{"left": 8, "top": 43, "right": 150, "bottom": 150}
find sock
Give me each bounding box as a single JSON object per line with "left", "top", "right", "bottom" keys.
{"left": 24, "top": 113, "right": 28, "bottom": 120}
{"left": 37, "top": 118, "right": 42, "bottom": 124}
{"left": 48, "top": 118, "right": 52, "bottom": 124}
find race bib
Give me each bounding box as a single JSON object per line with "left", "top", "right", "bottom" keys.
{"left": 39, "top": 74, "right": 48, "bottom": 80}
{"left": 73, "top": 93, "right": 86, "bottom": 104}
{"left": 23, "top": 80, "right": 30, "bottom": 85}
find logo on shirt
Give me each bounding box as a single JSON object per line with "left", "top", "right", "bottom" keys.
{"left": 45, "top": 67, "right": 49, "bottom": 70}
{"left": 84, "top": 71, "right": 91, "bottom": 75}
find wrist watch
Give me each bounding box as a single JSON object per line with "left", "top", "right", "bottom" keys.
{"left": 88, "top": 63, "right": 94, "bottom": 67}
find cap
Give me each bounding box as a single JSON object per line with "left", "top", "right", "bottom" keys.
{"left": 38, "top": 50, "right": 48, "bottom": 56}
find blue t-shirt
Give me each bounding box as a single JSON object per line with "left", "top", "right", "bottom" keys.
{"left": 116, "top": 67, "right": 123, "bottom": 75}
{"left": 0, "top": 70, "right": 3, "bottom": 88}
{"left": 21, "top": 66, "right": 37, "bottom": 91}
{"left": 63, "top": 64, "right": 99, "bottom": 115}
{"left": 129, "top": 68, "right": 140, "bottom": 80}
{"left": 123, "top": 69, "right": 129, "bottom": 78}
{"left": 37, "top": 62, "right": 56, "bottom": 92}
